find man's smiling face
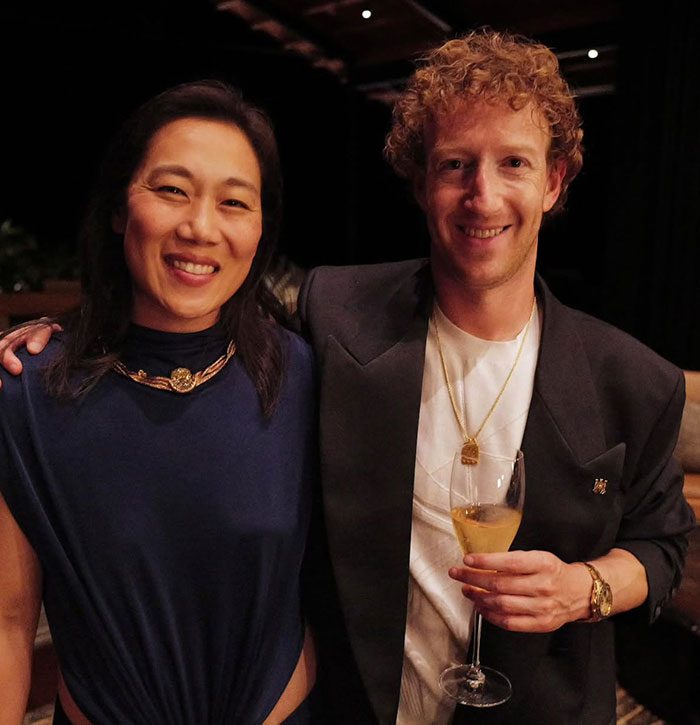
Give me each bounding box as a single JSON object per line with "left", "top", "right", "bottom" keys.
{"left": 417, "top": 99, "right": 564, "bottom": 296}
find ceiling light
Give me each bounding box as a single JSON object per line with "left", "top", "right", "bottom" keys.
{"left": 362, "top": 9, "right": 372, "bottom": 19}
{"left": 587, "top": 49, "right": 599, "bottom": 59}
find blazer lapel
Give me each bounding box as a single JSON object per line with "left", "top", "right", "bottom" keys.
{"left": 518, "top": 278, "right": 615, "bottom": 558}
{"left": 476, "top": 279, "right": 625, "bottom": 719}
{"left": 319, "top": 265, "right": 432, "bottom": 722}
{"left": 527, "top": 278, "right": 606, "bottom": 459}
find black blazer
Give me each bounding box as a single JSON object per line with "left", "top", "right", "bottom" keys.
{"left": 299, "top": 259, "right": 694, "bottom": 725}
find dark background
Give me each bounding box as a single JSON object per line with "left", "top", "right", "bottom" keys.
{"left": 1, "top": 0, "right": 698, "bottom": 368}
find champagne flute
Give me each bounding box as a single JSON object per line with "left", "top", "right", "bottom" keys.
{"left": 439, "top": 449, "right": 525, "bottom": 707}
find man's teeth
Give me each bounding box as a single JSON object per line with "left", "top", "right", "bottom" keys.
{"left": 461, "top": 226, "right": 505, "bottom": 239}
{"left": 171, "top": 260, "right": 216, "bottom": 275}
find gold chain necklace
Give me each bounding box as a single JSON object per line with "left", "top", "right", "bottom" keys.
{"left": 432, "top": 302, "right": 535, "bottom": 465}
{"left": 112, "top": 340, "right": 236, "bottom": 394}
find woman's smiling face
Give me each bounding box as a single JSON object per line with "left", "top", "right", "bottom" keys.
{"left": 115, "top": 117, "right": 263, "bottom": 333}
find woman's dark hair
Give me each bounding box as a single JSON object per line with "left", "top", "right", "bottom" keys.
{"left": 44, "top": 80, "right": 286, "bottom": 415}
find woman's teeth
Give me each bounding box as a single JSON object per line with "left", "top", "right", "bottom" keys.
{"left": 171, "top": 259, "right": 216, "bottom": 275}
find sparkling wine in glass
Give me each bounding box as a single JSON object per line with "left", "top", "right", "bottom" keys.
{"left": 439, "top": 449, "right": 525, "bottom": 707}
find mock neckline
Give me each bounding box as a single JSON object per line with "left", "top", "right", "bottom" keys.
{"left": 120, "top": 323, "right": 232, "bottom": 377}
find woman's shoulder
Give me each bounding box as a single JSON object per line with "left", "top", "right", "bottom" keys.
{"left": 279, "top": 325, "right": 313, "bottom": 364}
{"left": 275, "top": 324, "right": 315, "bottom": 392}
{"left": 0, "top": 334, "right": 65, "bottom": 396}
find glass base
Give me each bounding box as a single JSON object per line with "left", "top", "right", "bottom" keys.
{"left": 439, "top": 664, "right": 512, "bottom": 707}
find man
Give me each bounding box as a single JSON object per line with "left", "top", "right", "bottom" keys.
{"left": 0, "top": 30, "right": 694, "bottom": 725}
{"left": 297, "top": 30, "right": 693, "bottom": 724}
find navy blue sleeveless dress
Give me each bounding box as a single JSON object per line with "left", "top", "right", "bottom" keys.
{"left": 0, "top": 324, "right": 315, "bottom": 724}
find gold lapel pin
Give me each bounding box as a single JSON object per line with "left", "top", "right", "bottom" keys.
{"left": 593, "top": 478, "right": 608, "bottom": 495}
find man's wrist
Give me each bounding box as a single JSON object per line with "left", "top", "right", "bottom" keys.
{"left": 568, "top": 562, "right": 594, "bottom": 621}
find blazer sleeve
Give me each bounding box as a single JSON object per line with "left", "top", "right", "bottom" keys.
{"left": 615, "top": 368, "right": 695, "bottom": 623}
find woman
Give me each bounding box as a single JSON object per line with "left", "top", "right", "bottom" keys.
{"left": 0, "top": 81, "right": 316, "bottom": 723}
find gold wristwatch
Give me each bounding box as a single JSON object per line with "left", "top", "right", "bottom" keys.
{"left": 583, "top": 562, "right": 613, "bottom": 622}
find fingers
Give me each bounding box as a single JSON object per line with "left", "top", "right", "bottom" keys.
{"left": 25, "top": 321, "right": 62, "bottom": 354}
{"left": 449, "top": 566, "right": 547, "bottom": 597}
{"left": 0, "top": 320, "right": 61, "bottom": 384}
{"left": 459, "top": 582, "right": 570, "bottom": 632}
{"left": 0, "top": 335, "right": 26, "bottom": 376}
{"left": 462, "top": 550, "right": 555, "bottom": 574}
{"left": 476, "top": 606, "right": 542, "bottom": 632}
{"left": 449, "top": 550, "right": 562, "bottom": 594}
{"left": 467, "top": 586, "right": 558, "bottom": 616}
{"left": 449, "top": 552, "right": 585, "bottom": 632}
{"left": 0, "top": 348, "right": 23, "bottom": 379}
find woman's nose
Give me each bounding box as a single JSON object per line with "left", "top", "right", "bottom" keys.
{"left": 177, "top": 202, "right": 219, "bottom": 244}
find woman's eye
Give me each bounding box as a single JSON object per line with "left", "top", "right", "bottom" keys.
{"left": 442, "top": 159, "right": 463, "bottom": 170}
{"left": 222, "top": 199, "right": 249, "bottom": 209}
{"left": 158, "top": 185, "right": 185, "bottom": 195}
{"left": 507, "top": 158, "right": 523, "bottom": 168}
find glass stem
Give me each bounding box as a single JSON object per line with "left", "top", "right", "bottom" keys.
{"left": 470, "top": 609, "right": 482, "bottom": 669}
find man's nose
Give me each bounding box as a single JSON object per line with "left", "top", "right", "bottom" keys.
{"left": 462, "top": 164, "right": 501, "bottom": 216}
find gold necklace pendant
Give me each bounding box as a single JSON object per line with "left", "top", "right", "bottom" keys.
{"left": 169, "top": 367, "right": 196, "bottom": 393}
{"left": 433, "top": 302, "right": 535, "bottom": 466}
{"left": 461, "top": 437, "right": 480, "bottom": 465}
{"left": 112, "top": 340, "right": 236, "bottom": 394}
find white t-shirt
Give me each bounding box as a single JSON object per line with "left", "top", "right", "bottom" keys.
{"left": 397, "top": 302, "right": 541, "bottom": 724}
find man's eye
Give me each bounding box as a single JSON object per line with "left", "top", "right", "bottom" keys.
{"left": 158, "top": 185, "right": 185, "bottom": 195}
{"left": 436, "top": 159, "right": 464, "bottom": 174}
{"left": 507, "top": 158, "right": 523, "bottom": 168}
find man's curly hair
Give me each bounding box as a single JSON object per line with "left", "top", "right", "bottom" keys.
{"left": 384, "top": 29, "right": 583, "bottom": 214}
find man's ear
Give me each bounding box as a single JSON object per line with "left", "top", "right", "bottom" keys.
{"left": 543, "top": 159, "right": 566, "bottom": 213}
{"left": 112, "top": 209, "right": 126, "bottom": 234}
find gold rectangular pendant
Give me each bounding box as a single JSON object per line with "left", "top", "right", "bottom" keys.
{"left": 461, "top": 438, "right": 480, "bottom": 465}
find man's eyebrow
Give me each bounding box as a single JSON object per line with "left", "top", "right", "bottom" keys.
{"left": 500, "top": 143, "right": 541, "bottom": 158}
{"left": 147, "top": 165, "right": 259, "bottom": 192}
{"left": 432, "top": 142, "right": 541, "bottom": 158}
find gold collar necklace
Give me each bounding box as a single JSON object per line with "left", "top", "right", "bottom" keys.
{"left": 112, "top": 340, "right": 236, "bottom": 394}
{"left": 432, "top": 301, "right": 535, "bottom": 465}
